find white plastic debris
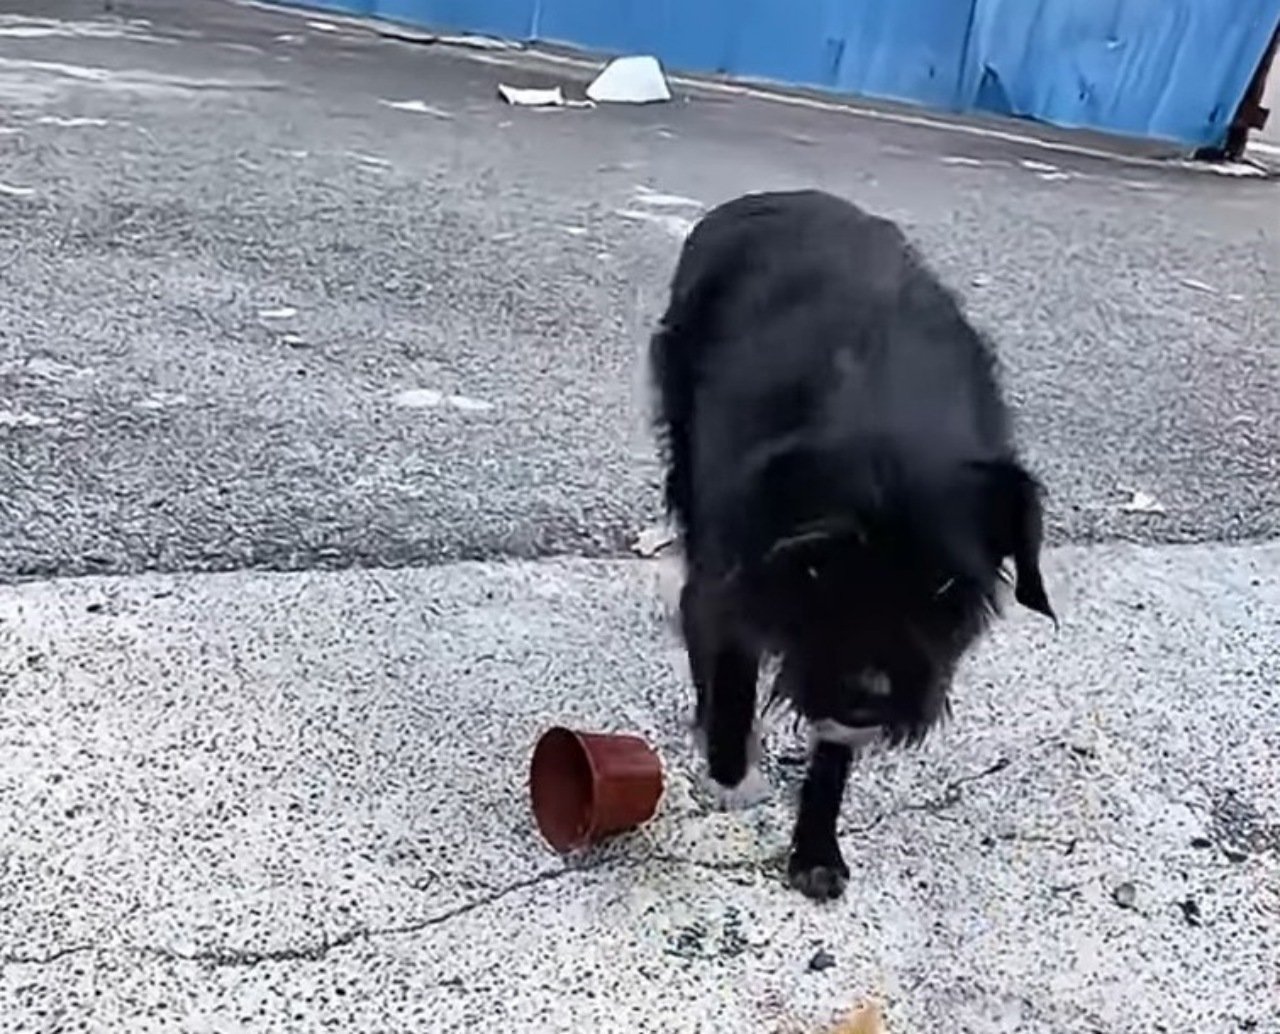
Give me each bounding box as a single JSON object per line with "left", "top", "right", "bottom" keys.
{"left": 392, "top": 388, "right": 494, "bottom": 413}
{"left": 632, "top": 523, "right": 676, "bottom": 558}
{"left": 586, "top": 55, "right": 671, "bottom": 104}
{"left": 380, "top": 98, "right": 453, "bottom": 119}
{"left": 1178, "top": 277, "right": 1218, "bottom": 294}
{"left": 498, "top": 84, "right": 565, "bottom": 107}
{"left": 435, "top": 33, "right": 520, "bottom": 50}
{"left": 1118, "top": 490, "right": 1166, "bottom": 515}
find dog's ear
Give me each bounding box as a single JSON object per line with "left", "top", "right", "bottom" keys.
{"left": 977, "top": 460, "right": 1056, "bottom": 625}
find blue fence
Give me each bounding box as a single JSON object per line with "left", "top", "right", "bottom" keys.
{"left": 280, "top": 0, "right": 1280, "bottom": 151}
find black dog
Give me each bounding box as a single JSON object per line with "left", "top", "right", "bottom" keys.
{"left": 649, "top": 189, "right": 1055, "bottom": 901}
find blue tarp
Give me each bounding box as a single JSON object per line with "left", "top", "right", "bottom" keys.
{"left": 275, "top": 0, "right": 1280, "bottom": 151}
{"left": 961, "top": 0, "right": 1280, "bottom": 149}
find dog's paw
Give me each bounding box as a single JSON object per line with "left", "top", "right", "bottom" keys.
{"left": 705, "top": 763, "right": 772, "bottom": 811}
{"left": 787, "top": 852, "right": 850, "bottom": 901}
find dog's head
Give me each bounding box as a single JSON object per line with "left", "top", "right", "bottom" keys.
{"left": 728, "top": 447, "right": 1054, "bottom": 732}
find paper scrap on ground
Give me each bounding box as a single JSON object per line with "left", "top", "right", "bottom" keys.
{"left": 498, "top": 83, "right": 566, "bottom": 107}
{"left": 586, "top": 54, "right": 671, "bottom": 104}
{"left": 1119, "top": 490, "right": 1166, "bottom": 515}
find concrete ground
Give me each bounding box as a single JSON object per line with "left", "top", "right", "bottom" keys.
{"left": 0, "top": 2, "right": 1277, "bottom": 1033}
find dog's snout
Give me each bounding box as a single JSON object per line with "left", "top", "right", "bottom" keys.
{"left": 855, "top": 669, "right": 891, "bottom": 696}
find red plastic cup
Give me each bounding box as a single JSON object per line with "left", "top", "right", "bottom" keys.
{"left": 529, "top": 726, "right": 665, "bottom": 853}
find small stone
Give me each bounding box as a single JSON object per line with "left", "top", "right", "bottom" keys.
{"left": 807, "top": 947, "right": 836, "bottom": 972}
{"left": 1112, "top": 881, "right": 1138, "bottom": 910}
{"left": 1178, "top": 898, "right": 1203, "bottom": 926}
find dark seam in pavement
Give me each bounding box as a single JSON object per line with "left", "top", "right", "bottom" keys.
{"left": 837, "top": 755, "right": 1013, "bottom": 837}
{"left": 131, "top": 862, "right": 608, "bottom": 969}
{"left": 0, "top": 943, "right": 96, "bottom": 968}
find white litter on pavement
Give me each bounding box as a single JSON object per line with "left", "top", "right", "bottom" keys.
{"left": 498, "top": 84, "right": 566, "bottom": 108}
{"left": 347, "top": 151, "right": 391, "bottom": 167}
{"left": 136, "top": 392, "right": 189, "bottom": 411}
{"left": 0, "top": 181, "right": 35, "bottom": 197}
{"left": 18, "top": 357, "right": 92, "bottom": 381}
{"left": 393, "top": 389, "right": 494, "bottom": 413}
{"left": 445, "top": 394, "right": 495, "bottom": 413}
{"left": 379, "top": 98, "right": 454, "bottom": 119}
{"left": 0, "top": 409, "right": 60, "bottom": 428}
{"left": 258, "top": 307, "right": 297, "bottom": 320}
{"left": 632, "top": 185, "right": 702, "bottom": 208}
{"left": 435, "top": 33, "right": 520, "bottom": 51}
{"left": 632, "top": 523, "right": 677, "bottom": 558}
{"left": 586, "top": 55, "right": 671, "bottom": 104}
{"left": 1119, "top": 490, "right": 1166, "bottom": 515}
{"left": 1178, "top": 277, "right": 1218, "bottom": 294}
{"left": 614, "top": 208, "right": 696, "bottom": 240}
{"left": 36, "top": 115, "right": 110, "bottom": 127}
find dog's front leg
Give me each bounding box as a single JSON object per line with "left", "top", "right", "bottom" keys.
{"left": 680, "top": 578, "right": 765, "bottom": 804}
{"left": 788, "top": 738, "right": 854, "bottom": 901}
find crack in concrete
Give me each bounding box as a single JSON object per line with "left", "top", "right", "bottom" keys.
{"left": 0, "top": 943, "right": 96, "bottom": 968}
{"left": 839, "top": 755, "right": 1013, "bottom": 837}
{"left": 137, "top": 863, "right": 598, "bottom": 968}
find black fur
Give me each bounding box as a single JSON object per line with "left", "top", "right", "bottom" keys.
{"left": 650, "top": 190, "right": 1054, "bottom": 901}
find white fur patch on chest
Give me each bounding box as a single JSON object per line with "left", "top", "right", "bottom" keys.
{"left": 808, "top": 718, "right": 884, "bottom": 751}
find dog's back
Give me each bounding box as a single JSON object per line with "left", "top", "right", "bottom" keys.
{"left": 652, "top": 189, "right": 1019, "bottom": 580}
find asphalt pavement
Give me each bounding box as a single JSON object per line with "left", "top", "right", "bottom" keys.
{"left": 1, "top": 0, "right": 1275, "bottom": 581}
{"left": 0, "top": 4, "right": 1277, "bottom": 1033}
